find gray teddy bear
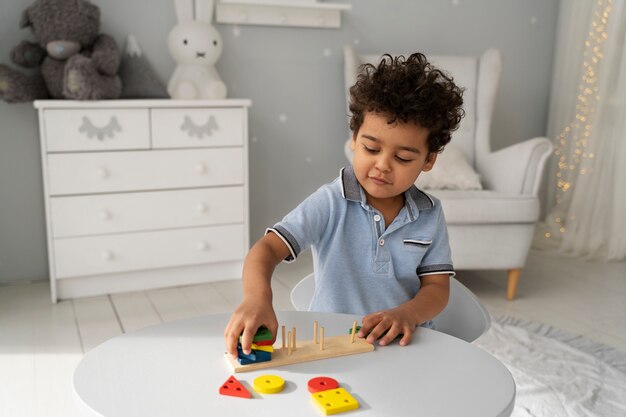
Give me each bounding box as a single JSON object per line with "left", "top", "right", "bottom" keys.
{"left": 0, "top": 0, "right": 122, "bottom": 103}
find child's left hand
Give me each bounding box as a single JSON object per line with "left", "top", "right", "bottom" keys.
{"left": 357, "top": 303, "right": 419, "bottom": 347}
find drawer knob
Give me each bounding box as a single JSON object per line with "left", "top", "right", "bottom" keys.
{"left": 97, "top": 167, "right": 109, "bottom": 179}
{"left": 99, "top": 210, "right": 112, "bottom": 220}
{"left": 195, "top": 163, "right": 207, "bottom": 174}
{"left": 197, "top": 203, "right": 209, "bottom": 213}
{"left": 101, "top": 251, "right": 114, "bottom": 261}
{"left": 197, "top": 241, "right": 210, "bottom": 251}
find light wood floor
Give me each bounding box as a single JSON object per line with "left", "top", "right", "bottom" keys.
{"left": 1, "top": 250, "right": 625, "bottom": 417}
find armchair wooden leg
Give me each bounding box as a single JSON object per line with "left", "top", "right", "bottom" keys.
{"left": 506, "top": 269, "right": 521, "bottom": 300}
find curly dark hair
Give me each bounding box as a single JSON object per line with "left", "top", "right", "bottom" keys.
{"left": 349, "top": 53, "right": 465, "bottom": 154}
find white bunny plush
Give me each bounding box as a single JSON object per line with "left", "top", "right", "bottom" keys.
{"left": 167, "top": 0, "right": 227, "bottom": 99}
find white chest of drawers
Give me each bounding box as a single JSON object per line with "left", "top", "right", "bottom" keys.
{"left": 34, "top": 99, "right": 251, "bottom": 302}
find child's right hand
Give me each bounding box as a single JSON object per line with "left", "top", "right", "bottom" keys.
{"left": 223, "top": 299, "right": 278, "bottom": 358}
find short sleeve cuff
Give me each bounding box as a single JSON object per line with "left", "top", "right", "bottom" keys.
{"left": 416, "top": 264, "right": 455, "bottom": 277}
{"left": 265, "top": 226, "right": 300, "bottom": 263}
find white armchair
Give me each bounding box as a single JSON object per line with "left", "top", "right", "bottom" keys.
{"left": 343, "top": 46, "right": 553, "bottom": 300}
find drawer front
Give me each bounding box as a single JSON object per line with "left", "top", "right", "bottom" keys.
{"left": 53, "top": 224, "right": 245, "bottom": 278}
{"left": 47, "top": 148, "right": 244, "bottom": 195}
{"left": 152, "top": 108, "right": 244, "bottom": 149}
{"left": 44, "top": 109, "right": 150, "bottom": 152}
{"left": 50, "top": 187, "right": 245, "bottom": 237}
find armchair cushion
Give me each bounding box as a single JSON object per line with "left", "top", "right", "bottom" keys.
{"left": 429, "top": 190, "right": 539, "bottom": 224}
{"left": 416, "top": 144, "right": 482, "bottom": 190}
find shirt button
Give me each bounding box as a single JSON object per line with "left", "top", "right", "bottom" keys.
{"left": 374, "top": 215, "right": 381, "bottom": 222}
{"left": 379, "top": 239, "right": 385, "bottom": 246}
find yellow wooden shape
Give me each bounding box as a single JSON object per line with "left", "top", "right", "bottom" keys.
{"left": 311, "top": 387, "right": 359, "bottom": 415}
{"left": 253, "top": 374, "right": 285, "bottom": 394}
{"left": 251, "top": 343, "right": 274, "bottom": 353}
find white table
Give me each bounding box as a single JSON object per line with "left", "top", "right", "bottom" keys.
{"left": 73, "top": 311, "right": 515, "bottom": 417}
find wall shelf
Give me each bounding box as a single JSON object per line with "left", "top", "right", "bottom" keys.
{"left": 216, "top": 0, "right": 351, "bottom": 29}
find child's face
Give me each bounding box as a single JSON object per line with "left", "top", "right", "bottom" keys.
{"left": 351, "top": 112, "right": 436, "bottom": 204}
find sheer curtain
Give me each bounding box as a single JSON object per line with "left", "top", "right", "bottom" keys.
{"left": 536, "top": 0, "right": 626, "bottom": 261}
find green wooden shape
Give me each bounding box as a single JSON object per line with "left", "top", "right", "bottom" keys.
{"left": 239, "top": 326, "right": 274, "bottom": 343}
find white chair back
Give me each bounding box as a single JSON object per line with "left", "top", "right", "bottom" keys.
{"left": 290, "top": 273, "right": 491, "bottom": 343}
{"left": 290, "top": 272, "right": 316, "bottom": 312}
{"left": 433, "top": 276, "right": 491, "bottom": 342}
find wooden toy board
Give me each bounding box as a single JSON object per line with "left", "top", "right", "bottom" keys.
{"left": 227, "top": 334, "right": 374, "bottom": 373}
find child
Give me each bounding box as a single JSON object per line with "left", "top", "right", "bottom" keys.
{"left": 225, "top": 53, "right": 464, "bottom": 357}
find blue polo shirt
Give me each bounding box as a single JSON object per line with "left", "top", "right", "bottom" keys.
{"left": 267, "top": 166, "right": 454, "bottom": 319}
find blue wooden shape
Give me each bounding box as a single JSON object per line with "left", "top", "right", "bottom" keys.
{"left": 237, "top": 344, "right": 256, "bottom": 361}
{"left": 237, "top": 352, "right": 271, "bottom": 365}
{"left": 252, "top": 349, "right": 271, "bottom": 362}
{"left": 237, "top": 344, "right": 272, "bottom": 364}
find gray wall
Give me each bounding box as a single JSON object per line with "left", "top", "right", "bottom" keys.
{"left": 0, "top": 0, "right": 559, "bottom": 284}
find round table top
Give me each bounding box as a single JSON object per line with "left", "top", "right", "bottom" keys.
{"left": 73, "top": 311, "right": 515, "bottom": 417}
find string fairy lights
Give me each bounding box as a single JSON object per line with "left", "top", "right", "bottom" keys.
{"left": 544, "top": 0, "right": 613, "bottom": 240}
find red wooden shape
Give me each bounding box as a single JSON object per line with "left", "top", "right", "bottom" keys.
{"left": 308, "top": 376, "right": 340, "bottom": 393}
{"left": 219, "top": 375, "right": 252, "bottom": 399}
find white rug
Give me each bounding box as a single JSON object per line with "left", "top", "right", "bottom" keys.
{"left": 474, "top": 316, "right": 626, "bottom": 417}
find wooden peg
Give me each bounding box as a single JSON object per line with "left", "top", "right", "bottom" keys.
{"left": 314, "top": 320, "right": 319, "bottom": 344}
{"left": 350, "top": 321, "right": 357, "bottom": 343}
{"left": 287, "top": 331, "right": 292, "bottom": 355}
{"left": 320, "top": 327, "right": 325, "bottom": 351}
{"left": 292, "top": 326, "right": 297, "bottom": 352}
{"left": 282, "top": 325, "right": 286, "bottom": 348}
